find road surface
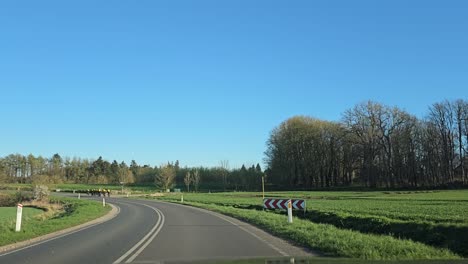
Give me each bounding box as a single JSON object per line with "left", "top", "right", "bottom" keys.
{"left": 0, "top": 196, "right": 313, "bottom": 263}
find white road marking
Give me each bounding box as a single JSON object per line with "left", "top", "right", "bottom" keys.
{"left": 125, "top": 206, "right": 165, "bottom": 263}
{"left": 113, "top": 203, "right": 165, "bottom": 264}
{"left": 199, "top": 208, "right": 289, "bottom": 256}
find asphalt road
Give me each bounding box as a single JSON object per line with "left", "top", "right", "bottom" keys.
{"left": 0, "top": 196, "right": 312, "bottom": 263}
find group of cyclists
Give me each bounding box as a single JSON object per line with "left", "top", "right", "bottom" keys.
{"left": 87, "top": 189, "right": 111, "bottom": 197}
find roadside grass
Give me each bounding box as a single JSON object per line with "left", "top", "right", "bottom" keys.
{"left": 0, "top": 184, "right": 34, "bottom": 192}
{"left": 0, "top": 197, "right": 110, "bottom": 247}
{"left": 154, "top": 199, "right": 460, "bottom": 260}
{"left": 0, "top": 207, "right": 43, "bottom": 221}
{"left": 299, "top": 209, "right": 468, "bottom": 257}
{"left": 151, "top": 190, "right": 468, "bottom": 258}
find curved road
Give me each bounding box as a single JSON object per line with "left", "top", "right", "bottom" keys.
{"left": 0, "top": 196, "right": 312, "bottom": 263}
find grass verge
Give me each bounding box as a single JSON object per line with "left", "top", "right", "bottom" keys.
{"left": 300, "top": 209, "right": 468, "bottom": 257}
{"left": 0, "top": 207, "right": 43, "bottom": 221}
{"left": 152, "top": 199, "right": 460, "bottom": 260}
{"left": 0, "top": 197, "right": 110, "bottom": 247}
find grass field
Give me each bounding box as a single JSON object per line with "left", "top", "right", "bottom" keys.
{"left": 156, "top": 190, "right": 467, "bottom": 224}
{"left": 0, "top": 196, "right": 111, "bottom": 247}
{"left": 141, "top": 190, "right": 467, "bottom": 260}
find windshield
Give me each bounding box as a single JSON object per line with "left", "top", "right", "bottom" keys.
{"left": 0, "top": 1, "right": 467, "bottom": 264}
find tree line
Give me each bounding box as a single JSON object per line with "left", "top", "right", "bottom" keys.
{"left": 0, "top": 154, "right": 264, "bottom": 191}
{"left": 265, "top": 99, "right": 468, "bottom": 189}
{"left": 3, "top": 98, "right": 466, "bottom": 191}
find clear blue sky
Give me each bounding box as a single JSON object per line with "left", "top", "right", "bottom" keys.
{"left": 1, "top": 1, "right": 467, "bottom": 168}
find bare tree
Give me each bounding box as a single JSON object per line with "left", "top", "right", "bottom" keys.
{"left": 193, "top": 169, "right": 201, "bottom": 192}
{"left": 453, "top": 99, "right": 468, "bottom": 182}
{"left": 464, "top": 102, "right": 468, "bottom": 183}
{"left": 118, "top": 167, "right": 134, "bottom": 185}
{"left": 429, "top": 101, "right": 456, "bottom": 183}
{"left": 343, "top": 101, "right": 384, "bottom": 187}
{"left": 155, "top": 164, "right": 176, "bottom": 191}
{"left": 184, "top": 171, "right": 192, "bottom": 192}
{"left": 219, "top": 160, "right": 229, "bottom": 191}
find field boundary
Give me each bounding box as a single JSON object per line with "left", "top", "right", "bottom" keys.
{"left": 0, "top": 203, "right": 119, "bottom": 255}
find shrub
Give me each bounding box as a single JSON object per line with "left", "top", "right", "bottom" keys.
{"left": 33, "top": 185, "right": 50, "bottom": 202}
{"left": 0, "top": 193, "right": 15, "bottom": 206}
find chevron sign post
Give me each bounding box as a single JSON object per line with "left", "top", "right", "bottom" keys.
{"left": 263, "top": 198, "right": 306, "bottom": 213}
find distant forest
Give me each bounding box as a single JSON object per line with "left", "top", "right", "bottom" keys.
{"left": 0, "top": 153, "right": 262, "bottom": 192}
{"left": 266, "top": 99, "right": 468, "bottom": 189}
{"left": 1, "top": 99, "right": 467, "bottom": 191}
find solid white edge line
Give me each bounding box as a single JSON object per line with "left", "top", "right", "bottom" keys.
{"left": 113, "top": 203, "right": 163, "bottom": 264}
{"left": 0, "top": 204, "right": 120, "bottom": 257}
{"left": 198, "top": 207, "right": 289, "bottom": 256}
{"left": 125, "top": 206, "right": 165, "bottom": 263}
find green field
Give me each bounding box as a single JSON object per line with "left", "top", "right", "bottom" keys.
{"left": 0, "top": 197, "right": 111, "bottom": 247}
{"left": 163, "top": 190, "right": 467, "bottom": 224}
{"left": 142, "top": 190, "right": 468, "bottom": 260}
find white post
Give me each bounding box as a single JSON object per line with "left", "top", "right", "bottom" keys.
{"left": 287, "top": 200, "right": 293, "bottom": 223}
{"left": 15, "top": 203, "right": 23, "bottom": 232}
{"left": 126, "top": 193, "right": 129, "bottom": 198}
{"left": 181, "top": 194, "right": 184, "bottom": 203}
{"left": 78, "top": 193, "right": 81, "bottom": 199}
{"left": 102, "top": 197, "right": 106, "bottom": 207}
{"left": 261, "top": 176, "right": 265, "bottom": 200}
